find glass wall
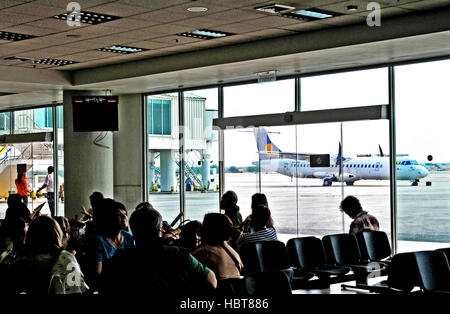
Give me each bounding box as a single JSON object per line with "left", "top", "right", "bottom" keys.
{"left": 0, "top": 112, "right": 11, "bottom": 134}
{"left": 224, "top": 79, "right": 295, "bottom": 117}
{"left": 395, "top": 59, "right": 450, "bottom": 252}
{"left": 183, "top": 89, "right": 220, "bottom": 222}
{"left": 301, "top": 68, "right": 389, "bottom": 111}
{"left": 56, "top": 105, "right": 64, "bottom": 216}
{"left": 146, "top": 93, "right": 181, "bottom": 223}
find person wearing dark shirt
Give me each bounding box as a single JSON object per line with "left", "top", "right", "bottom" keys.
{"left": 98, "top": 205, "right": 217, "bottom": 295}
{"left": 220, "top": 190, "right": 242, "bottom": 228}
{"left": 340, "top": 195, "right": 380, "bottom": 234}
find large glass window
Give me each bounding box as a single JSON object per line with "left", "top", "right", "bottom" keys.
{"left": 146, "top": 93, "right": 180, "bottom": 223}
{"left": 13, "top": 108, "right": 54, "bottom": 134}
{"left": 301, "top": 68, "right": 388, "bottom": 111}
{"left": 224, "top": 79, "right": 295, "bottom": 117}
{"left": 0, "top": 112, "right": 11, "bottom": 134}
{"left": 183, "top": 89, "right": 220, "bottom": 222}
{"left": 395, "top": 59, "right": 450, "bottom": 252}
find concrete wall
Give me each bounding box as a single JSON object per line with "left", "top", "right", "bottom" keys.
{"left": 63, "top": 91, "right": 114, "bottom": 219}
{"left": 113, "top": 94, "right": 144, "bottom": 212}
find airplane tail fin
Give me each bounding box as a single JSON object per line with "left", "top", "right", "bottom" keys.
{"left": 254, "top": 128, "right": 281, "bottom": 160}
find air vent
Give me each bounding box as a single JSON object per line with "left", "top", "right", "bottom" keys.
{"left": 255, "top": 3, "right": 295, "bottom": 14}
{"left": 281, "top": 8, "right": 341, "bottom": 21}
{"left": 53, "top": 11, "right": 121, "bottom": 25}
{"left": 98, "top": 45, "right": 148, "bottom": 54}
{"left": 4, "top": 56, "right": 32, "bottom": 62}
{"left": 0, "top": 31, "right": 36, "bottom": 42}
{"left": 32, "top": 58, "right": 78, "bottom": 66}
{"left": 178, "top": 29, "right": 234, "bottom": 40}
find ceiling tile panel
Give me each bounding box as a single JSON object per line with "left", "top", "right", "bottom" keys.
{"left": 59, "top": 50, "right": 118, "bottom": 62}
{"left": 0, "top": 13, "right": 42, "bottom": 26}
{"left": 17, "top": 46, "right": 87, "bottom": 59}
{"left": 26, "top": 18, "right": 90, "bottom": 31}
{"left": 172, "top": 16, "right": 231, "bottom": 29}
{"left": 212, "top": 22, "right": 268, "bottom": 34}
{"left": 1, "top": 25, "right": 58, "bottom": 36}
{"left": 279, "top": 21, "right": 330, "bottom": 33}
{"left": 164, "top": 1, "right": 231, "bottom": 16}
{"left": 141, "top": 23, "right": 192, "bottom": 35}
{"left": 206, "top": 9, "right": 266, "bottom": 23}
{"left": 132, "top": 9, "right": 192, "bottom": 23}
{"left": 87, "top": 2, "right": 153, "bottom": 17}
{"left": 123, "top": 40, "right": 173, "bottom": 50}
{"left": 99, "top": 17, "right": 160, "bottom": 29}
{"left": 32, "top": 0, "right": 115, "bottom": 9}
{"left": 110, "top": 29, "right": 167, "bottom": 40}
{"left": 152, "top": 34, "right": 204, "bottom": 45}
{"left": 116, "top": 0, "right": 191, "bottom": 10}
{"left": 1, "top": 3, "right": 66, "bottom": 17}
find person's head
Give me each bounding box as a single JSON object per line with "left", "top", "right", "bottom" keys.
{"left": 200, "top": 213, "right": 233, "bottom": 246}
{"left": 220, "top": 190, "right": 238, "bottom": 211}
{"left": 129, "top": 206, "right": 162, "bottom": 245}
{"left": 25, "top": 215, "right": 63, "bottom": 255}
{"left": 116, "top": 202, "right": 128, "bottom": 230}
{"left": 95, "top": 198, "right": 124, "bottom": 238}
{"left": 251, "top": 193, "right": 268, "bottom": 210}
{"left": 47, "top": 166, "right": 54, "bottom": 174}
{"left": 7, "top": 193, "right": 24, "bottom": 208}
{"left": 179, "top": 220, "right": 202, "bottom": 250}
{"left": 4, "top": 202, "right": 31, "bottom": 224}
{"left": 135, "top": 202, "right": 155, "bottom": 211}
{"left": 250, "top": 205, "right": 271, "bottom": 231}
{"left": 54, "top": 216, "right": 70, "bottom": 248}
{"left": 89, "top": 191, "right": 104, "bottom": 210}
{"left": 340, "top": 196, "right": 363, "bottom": 219}
{"left": 17, "top": 172, "right": 25, "bottom": 184}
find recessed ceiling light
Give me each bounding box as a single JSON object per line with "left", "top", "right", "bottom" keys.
{"left": 347, "top": 5, "right": 358, "bottom": 11}
{"left": 0, "top": 31, "right": 36, "bottom": 41}
{"left": 281, "top": 8, "right": 340, "bottom": 20}
{"left": 32, "top": 58, "right": 78, "bottom": 66}
{"left": 53, "top": 10, "right": 120, "bottom": 25}
{"left": 178, "top": 29, "right": 234, "bottom": 40}
{"left": 98, "top": 45, "right": 148, "bottom": 54}
{"left": 187, "top": 7, "right": 208, "bottom": 12}
{"left": 255, "top": 3, "right": 295, "bottom": 14}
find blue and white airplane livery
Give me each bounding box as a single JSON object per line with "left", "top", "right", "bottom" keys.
{"left": 253, "top": 128, "right": 429, "bottom": 186}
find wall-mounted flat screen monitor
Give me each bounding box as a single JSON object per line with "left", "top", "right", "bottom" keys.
{"left": 72, "top": 96, "right": 119, "bottom": 132}
{"left": 309, "top": 154, "right": 330, "bottom": 167}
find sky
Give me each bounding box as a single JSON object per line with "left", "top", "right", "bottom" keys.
{"left": 184, "top": 59, "right": 450, "bottom": 166}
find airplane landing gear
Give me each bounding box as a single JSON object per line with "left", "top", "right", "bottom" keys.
{"left": 323, "top": 179, "right": 333, "bottom": 186}
{"left": 346, "top": 182, "right": 354, "bottom": 186}
{"left": 412, "top": 179, "right": 419, "bottom": 186}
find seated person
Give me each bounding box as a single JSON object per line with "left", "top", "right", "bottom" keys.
{"left": 235, "top": 205, "right": 277, "bottom": 251}
{"left": 194, "top": 213, "right": 243, "bottom": 280}
{"left": 11, "top": 215, "right": 88, "bottom": 294}
{"left": 239, "top": 193, "right": 275, "bottom": 233}
{"left": 98, "top": 206, "right": 217, "bottom": 295}
{"left": 177, "top": 220, "right": 202, "bottom": 253}
{"left": 340, "top": 195, "right": 379, "bottom": 234}
{"left": 220, "top": 191, "right": 242, "bottom": 228}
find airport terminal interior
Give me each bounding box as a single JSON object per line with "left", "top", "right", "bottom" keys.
{"left": 0, "top": 0, "right": 449, "bottom": 298}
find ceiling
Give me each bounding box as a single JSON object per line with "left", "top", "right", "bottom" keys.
{"left": 0, "top": 0, "right": 449, "bottom": 108}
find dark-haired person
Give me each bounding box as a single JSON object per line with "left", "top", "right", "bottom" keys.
{"left": 15, "top": 172, "right": 30, "bottom": 207}
{"left": 220, "top": 191, "right": 242, "bottom": 228}
{"left": 98, "top": 206, "right": 217, "bottom": 295}
{"left": 94, "top": 199, "right": 134, "bottom": 277}
{"left": 340, "top": 195, "right": 379, "bottom": 234}
{"left": 178, "top": 220, "right": 202, "bottom": 253}
{"left": 11, "top": 215, "right": 88, "bottom": 294}
{"left": 194, "top": 213, "right": 243, "bottom": 281}
{"left": 235, "top": 205, "right": 277, "bottom": 251}
{"left": 36, "top": 166, "right": 55, "bottom": 216}
{"left": 80, "top": 191, "right": 104, "bottom": 222}
{"left": 239, "top": 193, "right": 275, "bottom": 233}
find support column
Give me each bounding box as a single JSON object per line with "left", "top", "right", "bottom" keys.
{"left": 148, "top": 150, "right": 155, "bottom": 191}
{"left": 63, "top": 91, "right": 114, "bottom": 219}
{"left": 113, "top": 94, "right": 144, "bottom": 211}
{"left": 160, "top": 150, "right": 175, "bottom": 192}
{"left": 201, "top": 153, "right": 210, "bottom": 191}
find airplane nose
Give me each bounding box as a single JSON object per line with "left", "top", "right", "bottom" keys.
{"left": 419, "top": 166, "right": 429, "bottom": 178}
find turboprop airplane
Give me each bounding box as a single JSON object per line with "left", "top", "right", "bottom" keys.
{"left": 253, "top": 128, "right": 429, "bottom": 186}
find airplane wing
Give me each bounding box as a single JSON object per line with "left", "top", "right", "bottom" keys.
{"left": 258, "top": 151, "right": 312, "bottom": 160}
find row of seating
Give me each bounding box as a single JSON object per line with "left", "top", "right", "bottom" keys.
{"left": 218, "top": 231, "right": 450, "bottom": 295}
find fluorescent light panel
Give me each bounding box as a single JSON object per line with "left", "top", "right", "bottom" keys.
{"left": 0, "top": 31, "right": 36, "bottom": 41}
{"left": 281, "top": 8, "right": 340, "bottom": 20}
{"left": 32, "top": 58, "right": 78, "bottom": 66}
{"left": 98, "top": 45, "right": 148, "bottom": 54}
{"left": 178, "top": 29, "right": 234, "bottom": 40}
{"left": 53, "top": 11, "right": 121, "bottom": 25}
{"left": 255, "top": 3, "right": 295, "bottom": 14}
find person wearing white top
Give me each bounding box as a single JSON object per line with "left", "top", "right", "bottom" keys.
{"left": 37, "top": 166, "right": 55, "bottom": 216}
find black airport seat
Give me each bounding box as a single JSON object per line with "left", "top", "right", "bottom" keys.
{"left": 286, "top": 237, "right": 351, "bottom": 280}
{"left": 322, "top": 233, "right": 384, "bottom": 284}
{"left": 238, "top": 241, "right": 314, "bottom": 284}
{"left": 342, "top": 252, "right": 421, "bottom": 294}
{"left": 414, "top": 250, "right": 450, "bottom": 295}
{"left": 356, "top": 231, "right": 392, "bottom": 267}
{"left": 244, "top": 270, "right": 292, "bottom": 295}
